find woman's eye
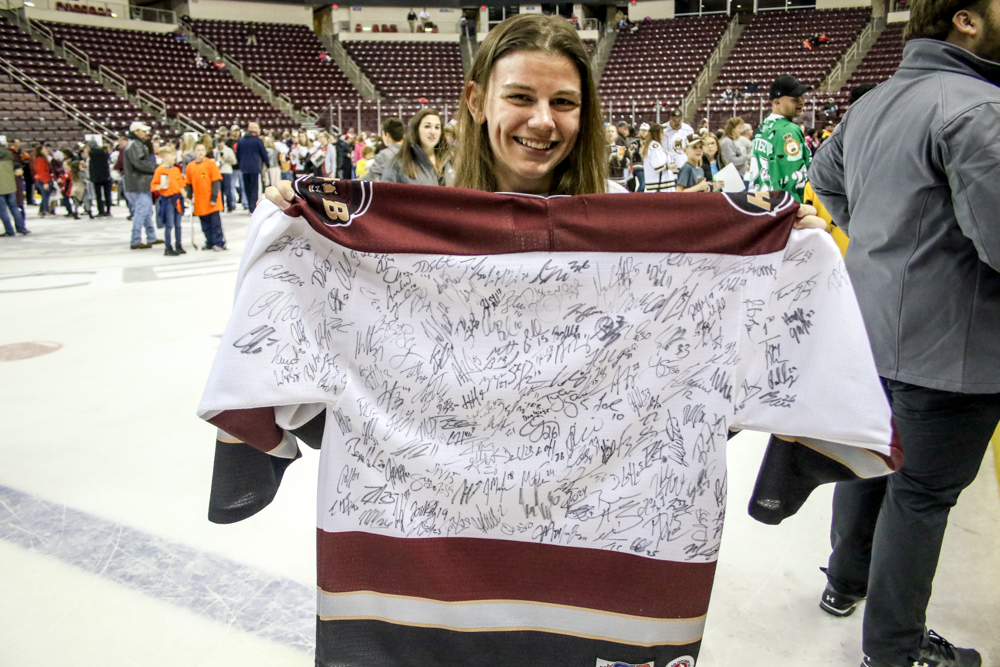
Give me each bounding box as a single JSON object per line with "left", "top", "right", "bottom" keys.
{"left": 507, "top": 94, "right": 531, "bottom": 103}
{"left": 553, "top": 99, "right": 580, "bottom": 110}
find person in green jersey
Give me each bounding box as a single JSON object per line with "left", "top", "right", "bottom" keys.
{"left": 746, "top": 75, "right": 812, "bottom": 202}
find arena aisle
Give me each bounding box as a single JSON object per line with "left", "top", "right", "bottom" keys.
{"left": 1, "top": 206, "right": 997, "bottom": 666}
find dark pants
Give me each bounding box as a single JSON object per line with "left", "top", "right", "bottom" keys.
{"left": 94, "top": 180, "right": 113, "bottom": 216}
{"left": 241, "top": 172, "right": 260, "bottom": 213}
{"left": 199, "top": 211, "right": 224, "bottom": 249}
{"left": 826, "top": 378, "right": 1000, "bottom": 662}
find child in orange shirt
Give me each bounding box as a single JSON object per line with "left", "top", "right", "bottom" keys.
{"left": 184, "top": 143, "right": 225, "bottom": 250}
{"left": 152, "top": 145, "right": 187, "bottom": 255}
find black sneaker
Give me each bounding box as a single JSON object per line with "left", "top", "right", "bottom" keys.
{"left": 820, "top": 583, "right": 865, "bottom": 617}
{"left": 164, "top": 248, "right": 178, "bottom": 256}
{"left": 861, "top": 630, "right": 981, "bottom": 667}
{"left": 176, "top": 245, "right": 187, "bottom": 254}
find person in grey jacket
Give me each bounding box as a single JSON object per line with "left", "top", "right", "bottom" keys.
{"left": 809, "top": 0, "right": 1000, "bottom": 664}
{"left": 123, "top": 121, "right": 159, "bottom": 249}
{"left": 0, "top": 138, "right": 28, "bottom": 236}
{"left": 361, "top": 116, "right": 404, "bottom": 182}
{"left": 379, "top": 108, "right": 453, "bottom": 186}
{"left": 719, "top": 116, "right": 748, "bottom": 178}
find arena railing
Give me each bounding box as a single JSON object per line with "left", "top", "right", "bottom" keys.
{"left": 320, "top": 98, "right": 460, "bottom": 135}
{"left": 8, "top": 0, "right": 173, "bottom": 23}
{"left": 337, "top": 20, "right": 461, "bottom": 34}
{"left": 176, "top": 112, "right": 207, "bottom": 136}
{"left": 0, "top": 54, "right": 118, "bottom": 144}
{"left": 601, "top": 95, "right": 823, "bottom": 129}
{"left": 61, "top": 40, "right": 90, "bottom": 75}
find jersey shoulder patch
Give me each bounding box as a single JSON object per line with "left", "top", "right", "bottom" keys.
{"left": 293, "top": 177, "right": 373, "bottom": 227}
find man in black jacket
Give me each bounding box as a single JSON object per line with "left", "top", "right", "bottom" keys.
{"left": 88, "top": 141, "right": 112, "bottom": 217}
{"left": 335, "top": 134, "right": 353, "bottom": 179}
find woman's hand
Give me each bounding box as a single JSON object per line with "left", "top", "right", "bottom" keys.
{"left": 264, "top": 180, "right": 296, "bottom": 211}
{"left": 794, "top": 203, "right": 826, "bottom": 230}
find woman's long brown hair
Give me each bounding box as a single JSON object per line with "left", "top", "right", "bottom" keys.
{"left": 395, "top": 107, "right": 450, "bottom": 182}
{"left": 453, "top": 14, "right": 607, "bottom": 195}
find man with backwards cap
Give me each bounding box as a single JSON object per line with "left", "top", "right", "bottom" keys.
{"left": 745, "top": 75, "right": 812, "bottom": 202}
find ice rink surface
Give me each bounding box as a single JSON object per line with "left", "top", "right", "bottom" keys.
{"left": 1, "top": 206, "right": 997, "bottom": 666}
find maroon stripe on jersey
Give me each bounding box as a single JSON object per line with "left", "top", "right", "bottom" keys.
{"left": 317, "top": 530, "right": 717, "bottom": 619}
{"left": 288, "top": 180, "right": 796, "bottom": 257}
{"left": 208, "top": 407, "right": 283, "bottom": 453}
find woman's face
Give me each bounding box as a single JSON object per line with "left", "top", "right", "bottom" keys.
{"left": 639, "top": 128, "right": 649, "bottom": 140}
{"left": 703, "top": 137, "right": 718, "bottom": 158}
{"left": 605, "top": 125, "right": 618, "bottom": 144}
{"left": 469, "top": 50, "right": 582, "bottom": 194}
{"left": 418, "top": 114, "right": 442, "bottom": 154}
{"left": 731, "top": 122, "right": 744, "bottom": 139}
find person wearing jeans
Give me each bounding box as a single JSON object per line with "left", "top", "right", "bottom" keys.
{"left": 122, "top": 121, "right": 159, "bottom": 249}
{"left": 151, "top": 145, "right": 186, "bottom": 255}
{"left": 32, "top": 145, "right": 52, "bottom": 217}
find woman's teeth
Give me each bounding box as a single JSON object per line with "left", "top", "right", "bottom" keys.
{"left": 516, "top": 138, "right": 554, "bottom": 150}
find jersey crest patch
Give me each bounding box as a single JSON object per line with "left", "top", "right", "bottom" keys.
{"left": 666, "top": 656, "right": 696, "bottom": 667}
{"left": 783, "top": 133, "right": 803, "bottom": 162}
{"left": 293, "top": 177, "right": 373, "bottom": 227}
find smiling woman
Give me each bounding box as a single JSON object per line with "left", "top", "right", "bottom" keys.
{"left": 455, "top": 13, "right": 608, "bottom": 195}
{"left": 380, "top": 108, "right": 453, "bottom": 186}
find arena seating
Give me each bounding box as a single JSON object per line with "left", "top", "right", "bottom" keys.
{"left": 830, "top": 22, "right": 906, "bottom": 110}
{"left": 186, "top": 19, "right": 361, "bottom": 113}
{"left": 0, "top": 17, "right": 165, "bottom": 139}
{"left": 0, "top": 73, "right": 86, "bottom": 144}
{"left": 599, "top": 15, "right": 730, "bottom": 125}
{"left": 343, "top": 40, "right": 463, "bottom": 102}
{"left": 699, "top": 7, "right": 871, "bottom": 127}
{"left": 41, "top": 21, "right": 297, "bottom": 134}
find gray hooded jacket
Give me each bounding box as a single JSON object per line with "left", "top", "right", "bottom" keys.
{"left": 810, "top": 39, "right": 1000, "bottom": 393}
{"left": 379, "top": 145, "right": 452, "bottom": 186}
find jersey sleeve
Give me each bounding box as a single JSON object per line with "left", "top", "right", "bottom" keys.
{"left": 731, "top": 227, "right": 898, "bottom": 477}
{"left": 646, "top": 142, "right": 668, "bottom": 172}
{"left": 197, "top": 202, "right": 352, "bottom": 457}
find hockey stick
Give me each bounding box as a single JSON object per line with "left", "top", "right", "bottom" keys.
{"left": 186, "top": 204, "right": 198, "bottom": 252}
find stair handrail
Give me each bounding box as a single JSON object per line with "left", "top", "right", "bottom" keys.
{"left": 323, "top": 34, "right": 379, "bottom": 101}
{"left": 62, "top": 40, "right": 91, "bottom": 75}
{"left": 822, "top": 15, "right": 887, "bottom": 91}
{"left": 136, "top": 88, "right": 168, "bottom": 119}
{"left": 97, "top": 64, "right": 128, "bottom": 96}
{"left": 28, "top": 17, "right": 54, "bottom": 45}
{"left": 681, "top": 14, "right": 741, "bottom": 120}
{"left": 176, "top": 112, "right": 207, "bottom": 135}
{"left": 0, "top": 55, "right": 117, "bottom": 143}
{"left": 249, "top": 72, "right": 275, "bottom": 96}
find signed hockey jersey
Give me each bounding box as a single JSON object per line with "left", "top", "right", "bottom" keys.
{"left": 198, "top": 179, "right": 899, "bottom": 667}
